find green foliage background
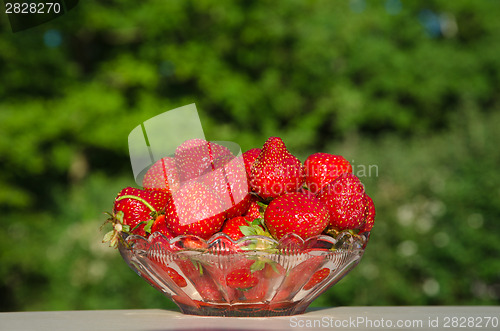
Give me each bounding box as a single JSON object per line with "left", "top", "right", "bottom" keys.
{"left": 1, "top": 0, "right": 499, "bottom": 311}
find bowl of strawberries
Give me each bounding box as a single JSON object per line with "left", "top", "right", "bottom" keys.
{"left": 102, "top": 136, "right": 375, "bottom": 317}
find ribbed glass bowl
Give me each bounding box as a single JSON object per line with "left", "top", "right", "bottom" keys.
{"left": 118, "top": 231, "right": 368, "bottom": 317}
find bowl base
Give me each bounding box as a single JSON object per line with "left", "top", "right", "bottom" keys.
{"left": 177, "top": 301, "right": 307, "bottom": 317}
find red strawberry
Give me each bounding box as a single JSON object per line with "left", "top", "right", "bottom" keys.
{"left": 221, "top": 216, "right": 267, "bottom": 241}
{"left": 166, "top": 234, "right": 209, "bottom": 252}
{"left": 317, "top": 173, "right": 366, "bottom": 230}
{"left": 226, "top": 268, "right": 258, "bottom": 290}
{"left": 250, "top": 137, "right": 304, "bottom": 199}
{"left": 262, "top": 261, "right": 286, "bottom": 279}
{"left": 202, "top": 154, "right": 252, "bottom": 219}
{"left": 219, "top": 154, "right": 252, "bottom": 218}
{"left": 246, "top": 260, "right": 286, "bottom": 302}
{"left": 196, "top": 277, "right": 223, "bottom": 302}
{"left": 176, "top": 259, "right": 223, "bottom": 302}
{"left": 359, "top": 195, "right": 375, "bottom": 234}
{"left": 165, "top": 181, "right": 225, "bottom": 239}
{"left": 175, "top": 139, "right": 231, "bottom": 182}
{"left": 264, "top": 192, "right": 329, "bottom": 240}
{"left": 198, "top": 160, "right": 234, "bottom": 215}
{"left": 142, "top": 157, "right": 180, "bottom": 194}
{"left": 148, "top": 231, "right": 172, "bottom": 249}
{"left": 164, "top": 266, "right": 188, "bottom": 288}
{"left": 272, "top": 256, "right": 325, "bottom": 302}
{"left": 244, "top": 196, "right": 262, "bottom": 219}
{"left": 209, "top": 142, "right": 233, "bottom": 162}
{"left": 115, "top": 187, "right": 170, "bottom": 235}
{"left": 151, "top": 214, "right": 175, "bottom": 240}
{"left": 297, "top": 187, "right": 318, "bottom": 200}
{"left": 244, "top": 278, "right": 268, "bottom": 302}
{"left": 303, "top": 268, "right": 330, "bottom": 290}
{"left": 103, "top": 187, "right": 170, "bottom": 247}
{"left": 202, "top": 263, "right": 239, "bottom": 302}
{"left": 242, "top": 148, "right": 261, "bottom": 178}
{"left": 221, "top": 216, "right": 252, "bottom": 241}
{"left": 304, "top": 153, "right": 352, "bottom": 194}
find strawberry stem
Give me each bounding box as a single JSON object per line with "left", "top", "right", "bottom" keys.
{"left": 116, "top": 195, "right": 157, "bottom": 212}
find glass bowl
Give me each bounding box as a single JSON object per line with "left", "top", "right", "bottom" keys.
{"left": 118, "top": 231, "right": 368, "bottom": 317}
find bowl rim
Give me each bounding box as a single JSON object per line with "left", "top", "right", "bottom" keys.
{"left": 121, "top": 229, "right": 369, "bottom": 253}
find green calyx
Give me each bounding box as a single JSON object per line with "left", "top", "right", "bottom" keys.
{"left": 101, "top": 211, "right": 130, "bottom": 248}
{"left": 239, "top": 218, "right": 271, "bottom": 237}
{"left": 247, "top": 256, "right": 280, "bottom": 275}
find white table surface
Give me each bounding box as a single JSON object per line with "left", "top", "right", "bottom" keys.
{"left": 1, "top": 307, "right": 499, "bottom": 331}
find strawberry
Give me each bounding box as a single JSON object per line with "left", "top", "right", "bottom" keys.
{"left": 242, "top": 148, "right": 261, "bottom": 178}
{"left": 247, "top": 258, "right": 286, "bottom": 302}
{"left": 165, "top": 181, "right": 225, "bottom": 239}
{"left": 163, "top": 266, "right": 188, "bottom": 288}
{"left": 250, "top": 137, "right": 304, "bottom": 199}
{"left": 197, "top": 159, "right": 234, "bottom": 215}
{"left": 225, "top": 258, "right": 260, "bottom": 291}
{"left": 175, "top": 139, "right": 231, "bottom": 182}
{"left": 103, "top": 187, "right": 170, "bottom": 247}
{"left": 142, "top": 156, "right": 180, "bottom": 194}
{"left": 243, "top": 277, "right": 268, "bottom": 302}
{"left": 358, "top": 195, "right": 375, "bottom": 234}
{"left": 176, "top": 259, "right": 223, "bottom": 302}
{"left": 226, "top": 268, "right": 259, "bottom": 290}
{"left": 297, "top": 187, "right": 318, "bottom": 200}
{"left": 317, "top": 173, "right": 367, "bottom": 230}
{"left": 219, "top": 154, "right": 252, "bottom": 218}
{"left": 264, "top": 192, "right": 329, "bottom": 240}
{"left": 224, "top": 257, "right": 281, "bottom": 299}
{"left": 181, "top": 236, "right": 210, "bottom": 250}
{"left": 202, "top": 263, "right": 239, "bottom": 302}
{"left": 244, "top": 196, "right": 262, "bottom": 219}
{"left": 221, "top": 216, "right": 252, "bottom": 240}
{"left": 203, "top": 154, "right": 252, "bottom": 219}
{"left": 262, "top": 261, "right": 286, "bottom": 279}
{"left": 272, "top": 255, "right": 325, "bottom": 302}
{"left": 148, "top": 231, "right": 171, "bottom": 248}
{"left": 167, "top": 234, "right": 209, "bottom": 251}
{"left": 304, "top": 153, "right": 352, "bottom": 194}
{"left": 221, "top": 216, "right": 267, "bottom": 241}
{"left": 151, "top": 214, "right": 175, "bottom": 240}
{"left": 196, "top": 276, "right": 224, "bottom": 302}
{"left": 303, "top": 268, "right": 330, "bottom": 290}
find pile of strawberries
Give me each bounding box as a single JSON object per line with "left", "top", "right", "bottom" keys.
{"left": 103, "top": 136, "right": 375, "bottom": 248}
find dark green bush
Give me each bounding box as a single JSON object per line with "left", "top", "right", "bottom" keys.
{"left": 1, "top": 0, "right": 499, "bottom": 310}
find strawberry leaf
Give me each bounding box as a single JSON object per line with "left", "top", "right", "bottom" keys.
{"left": 249, "top": 219, "right": 261, "bottom": 226}
{"left": 110, "top": 236, "right": 119, "bottom": 248}
{"left": 240, "top": 225, "right": 257, "bottom": 237}
{"left": 237, "top": 286, "right": 254, "bottom": 292}
{"left": 250, "top": 260, "right": 266, "bottom": 273}
{"left": 143, "top": 219, "right": 154, "bottom": 234}
{"left": 130, "top": 221, "right": 145, "bottom": 233}
{"left": 115, "top": 210, "right": 125, "bottom": 223}
{"left": 254, "top": 227, "right": 267, "bottom": 236}
{"left": 190, "top": 260, "right": 204, "bottom": 276}
{"left": 102, "top": 230, "right": 114, "bottom": 243}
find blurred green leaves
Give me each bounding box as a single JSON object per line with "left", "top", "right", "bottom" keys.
{"left": 1, "top": 0, "right": 499, "bottom": 311}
